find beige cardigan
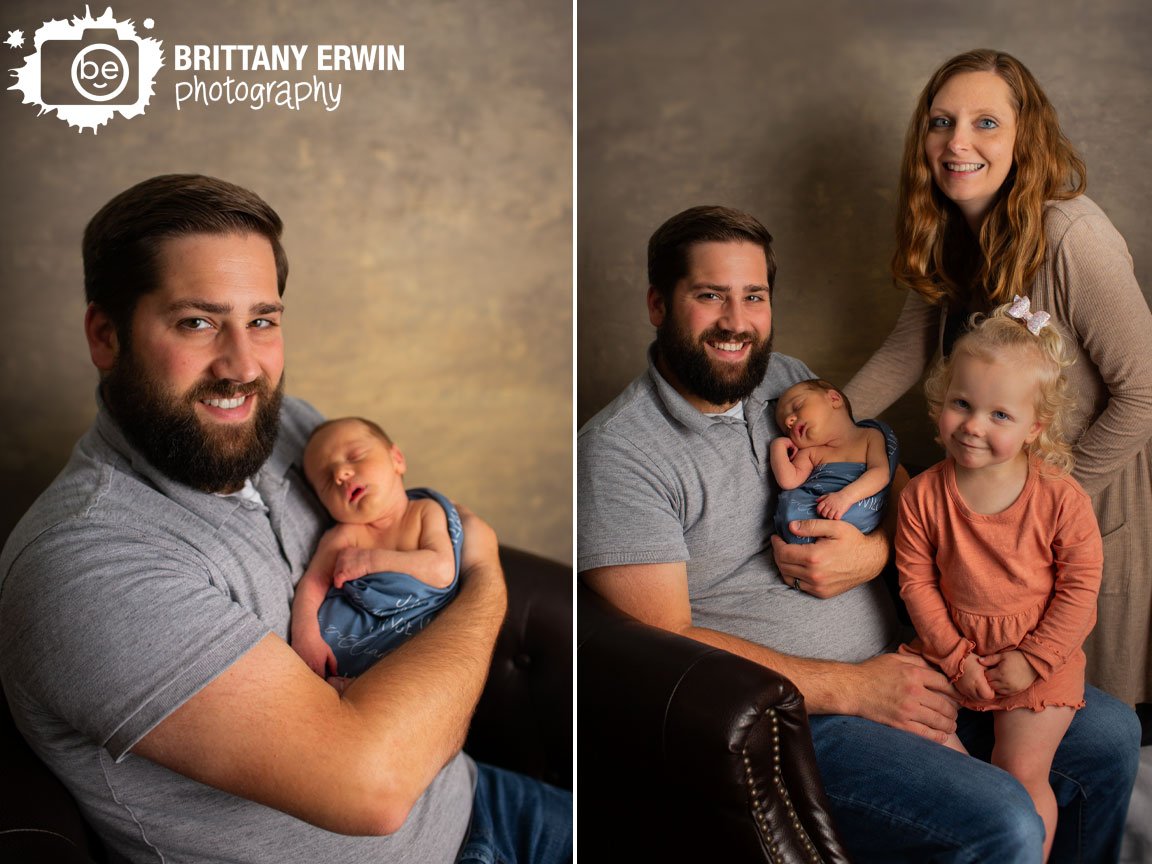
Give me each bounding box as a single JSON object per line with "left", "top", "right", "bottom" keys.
{"left": 846, "top": 195, "right": 1152, "bottom": 706}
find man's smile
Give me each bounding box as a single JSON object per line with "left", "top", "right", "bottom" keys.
{"left": 201, "top": 395, "right": 247, "bottom": 410}
{"left": 708, "top": 338, "right": 748, "bottom": 354}
{"left": 197, "top": 392, "right": 256, "bottom": 422}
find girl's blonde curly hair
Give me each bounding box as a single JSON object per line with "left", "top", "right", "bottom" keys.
{"left": 924, "top": 300, "right": 1076, "bottom": 474}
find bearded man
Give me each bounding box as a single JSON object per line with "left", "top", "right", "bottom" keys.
{"left": 577, "top": 205, "right": 1139, "bottom": 863}
{"left": 0, "top": 175, "right": 570, "bottom": 864}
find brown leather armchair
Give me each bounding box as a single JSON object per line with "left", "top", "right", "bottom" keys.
{"left": 0, "top": 546, "right": 572, "bottom": 863}
{"left": 578, "top": 581, "right": 851, "bottom": 864}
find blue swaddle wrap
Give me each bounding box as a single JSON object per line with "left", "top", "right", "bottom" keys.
{"left": 317, "top": 487, "right": 462, "bottom": 677}
{"left": 774, "top": 419, "right": 900, "bottom": 545}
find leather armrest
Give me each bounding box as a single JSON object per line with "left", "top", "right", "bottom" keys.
{"left": 578, "top": 582, "right": 849, "bottom": 863}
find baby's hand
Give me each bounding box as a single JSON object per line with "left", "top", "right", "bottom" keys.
{"left": 816, "top": 491, "right": 853, "bottom": 520}
{"left": 955, "top": 652, "right": 995, "bottom": 701}
{"left": 332, "top": 548, "right": 377, "bottom": 588}
{"left": 771, "top": 436, "right": 797, "bottom": 462}
{"left": 294, "top": 634, "right": 338, "bottom": 679}
{"left": 981, "top": 651, "right": 1038, "bottom": 696}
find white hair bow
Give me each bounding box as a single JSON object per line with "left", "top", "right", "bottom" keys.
{"left": 1007, "top": 295, "right": 1051, "bottom": 335}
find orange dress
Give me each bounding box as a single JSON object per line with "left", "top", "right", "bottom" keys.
{"left": 897, "top": 459, "right": 1103, "bottom": 712}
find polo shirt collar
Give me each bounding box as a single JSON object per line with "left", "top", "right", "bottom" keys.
{"left": 645, "top": 343, "right": 772, "bottom": 435}
{"left": 91, "top": 387, "right": 293, "bottom": 524}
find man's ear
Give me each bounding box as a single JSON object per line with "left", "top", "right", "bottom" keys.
{"left": 647, "top": 286, "right": 666, "bottom": 328}
{"left": 84, "top": 303, "right": 120, "bottom": 372}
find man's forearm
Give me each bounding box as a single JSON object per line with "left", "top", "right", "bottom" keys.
{"left": 674, "top": 622, "right": 959, "bottom": 745}
{"left": 339, "top": 554, "right": 507, "bottom": 812}
{"left": 133, "top": 521, "right": 508, "bottom": 836}
{"left": 673, "top": 622, "right": 860, "bottom": 715}
{"left": 583, "top": 560, "right": 959, "bottom": 746}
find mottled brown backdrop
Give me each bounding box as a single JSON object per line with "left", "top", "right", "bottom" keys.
{"left": 0, "top": 0, "right": 572, "bottom": 563}
{"left": 578, "top": 0, "right": 1151, "bottom": 472}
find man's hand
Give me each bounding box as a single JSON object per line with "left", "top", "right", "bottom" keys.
{"left": 455, "top": 504, "right": 504, "bottom": 594}
{"left": 770, "top": 519, "right": 887, "bottom": 598}
{"left": 981, "top": 650, "right": 1038, "bottom": 696}
{"left": 845, "top": 652, "right": 960, "bottom": 743}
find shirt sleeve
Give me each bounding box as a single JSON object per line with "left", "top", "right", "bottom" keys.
{"left": 1016, "top": 483, "right": 1104, "bottom": 680}
{"left": 577, "top": 427, "right": 689, "bottom": 573}
{"left": 895, "top": 480, "right": 974, "bottom": 680}
{"left": 1055, "top": 211, "right": 1152, "bottom": 496}
{"left": 1, "top": 519, "right": 270, "bottom": 760}
{"left": 843, "top": 291, "right": 939, "bottom": 420}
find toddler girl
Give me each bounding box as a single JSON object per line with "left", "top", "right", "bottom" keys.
{"left": 897, "top": 297, "right": 1102, "bottom": 862}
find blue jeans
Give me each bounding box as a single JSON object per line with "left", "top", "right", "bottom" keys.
{"left": 809, "top": 685, "right": 1140, "bottom": 863}
{"left": 456, "top": 763, "right": 572, "bottom": 864}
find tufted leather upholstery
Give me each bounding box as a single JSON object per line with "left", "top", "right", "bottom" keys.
{"left": 465, "top": 546, "right": 573, "bottom": 788}
{"left": 578, "top": 581, "right": 850, "bottom": 864}
{"left": 0, "top": 546, "right": 572, "bottom": 863}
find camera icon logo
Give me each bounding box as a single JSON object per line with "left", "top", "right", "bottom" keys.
{"left": 8, "top": 7, "right": 164, "bottom": 133}
{"left": 41, "top": 28, "right": 138, "bottom": 105}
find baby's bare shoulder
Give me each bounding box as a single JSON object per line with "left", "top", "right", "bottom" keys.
{"left": 405, "top": 496, "right": 450, "bottom": 532}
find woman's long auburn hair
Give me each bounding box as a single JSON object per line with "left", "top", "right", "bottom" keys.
{"left": 892, "top": 49, "right": 1086, "bottom": 306}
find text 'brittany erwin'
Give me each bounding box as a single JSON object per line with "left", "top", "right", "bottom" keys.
{"left": 173, "top": 43, "right": 405, "bottom": 73}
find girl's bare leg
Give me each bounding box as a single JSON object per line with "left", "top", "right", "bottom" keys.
{"left": 992, "top": 706, "right": 1075, "bottom": 863}
{"left": 941, "top": 731, "right": 967, "bottom": 755}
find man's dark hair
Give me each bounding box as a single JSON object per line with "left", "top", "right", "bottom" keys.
{"left": 83, "top": 174, "right": 289, "bottom": 341}
{"left": 647, "top": 205, "right": 776, "bottom": 300}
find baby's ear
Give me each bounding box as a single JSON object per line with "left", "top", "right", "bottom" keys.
{"left": 390, "top": 444, "right": 408, "bottom": 475}
{"left": 827, "top": 389, "right": 844, "bottom": 408}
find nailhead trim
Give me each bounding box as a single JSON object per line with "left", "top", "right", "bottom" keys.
{"left": 742, "top": 707, "right": 822, "bottom": 863}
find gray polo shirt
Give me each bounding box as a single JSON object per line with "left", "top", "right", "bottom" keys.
{"left": 0, "top": 395, "right": 473, "bottom": 864}
{"left": 578, "top": 350, "right": 898, "bottom": 663}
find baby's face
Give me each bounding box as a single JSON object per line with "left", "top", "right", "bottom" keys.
{"left": 303, "top": 420, "right": 405, "bottom": 523}
{"left": 776, "top": 384, "right": 849, "bottom": 447}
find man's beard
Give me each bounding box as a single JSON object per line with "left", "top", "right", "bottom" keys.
{"left": 104, "top": 351, "right": 283, "bottom": 494}
{"left": 656, "top": 318, "right": 773, "bottom": 408}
